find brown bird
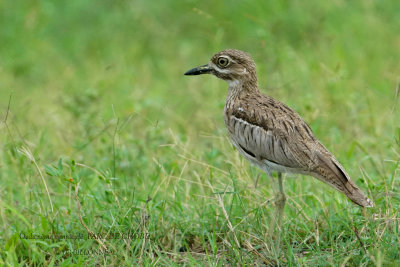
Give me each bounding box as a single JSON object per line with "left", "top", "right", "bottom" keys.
{"left": 185, "top": 49, "right": 373, "bottom": 220}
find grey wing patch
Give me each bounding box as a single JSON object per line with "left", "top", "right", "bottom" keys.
{"left": 229, "top": 115, "right": 302, "bottom": 169}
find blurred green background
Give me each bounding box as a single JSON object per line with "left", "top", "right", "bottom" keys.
{"left": 0, "top": 0, "right": 399, "bottom": 265}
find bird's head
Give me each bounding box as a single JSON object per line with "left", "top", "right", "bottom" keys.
{"left": 184, "top": 49, "right": 257, "bottom": 87}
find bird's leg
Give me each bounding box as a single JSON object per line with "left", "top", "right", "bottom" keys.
{"left": 266, "top": 172, "right": 286, "bottom": 254}
{"left": 275, "top": 172, "right": 286, "bottom": 227}
{"left": 265, "top": 169, "right": 278, "bottom": 235}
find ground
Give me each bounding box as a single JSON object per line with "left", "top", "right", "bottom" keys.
{"left": 0, "top": 0, "right": 399, "bottom": 265}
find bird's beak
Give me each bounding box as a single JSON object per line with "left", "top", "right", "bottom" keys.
{"left": 184, "top": 64, "right": 212, "bottom": 75}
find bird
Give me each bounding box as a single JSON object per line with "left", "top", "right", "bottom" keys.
{"left": 184, "top": 49, "right": 373, "bottom": 222}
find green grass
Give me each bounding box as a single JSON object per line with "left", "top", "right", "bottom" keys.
{"left": 0, "top": 0, "right": 399, "bottom": 265}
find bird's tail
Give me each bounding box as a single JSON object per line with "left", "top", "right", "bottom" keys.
{"left": 313, "top": 156, "right": 374, "bottom": 207}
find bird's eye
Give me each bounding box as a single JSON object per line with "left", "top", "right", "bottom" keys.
{"left": 217, "top": 57, "right": 229, "bottom": 68}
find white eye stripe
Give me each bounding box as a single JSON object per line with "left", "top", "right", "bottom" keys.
{"left": 210, "top": 63, "right": 232, "bottom": 74}
{"left": 211, "top": 62, "right": 247, "bottom": 75}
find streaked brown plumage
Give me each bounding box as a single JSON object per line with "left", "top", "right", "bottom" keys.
{"left": 185, "top": 49, "right": 373, "bottom": 209}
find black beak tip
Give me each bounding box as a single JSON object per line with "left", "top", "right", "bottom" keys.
{"left": 184, "top": 70, "right": 194, "bottom": 76}
{"left": 184, "top": 68, "right": 200, "bottom": 76}
{"left": 184, "top": 64, "right": 211, "bottom": 76}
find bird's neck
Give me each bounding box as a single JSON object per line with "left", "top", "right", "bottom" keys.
{"left": 226, "top": 79, "right": 258, "bottom": 103}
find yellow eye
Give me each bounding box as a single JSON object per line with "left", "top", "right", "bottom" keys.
{"left": 217, "top": 57, "right": 229, "bottom": 68}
